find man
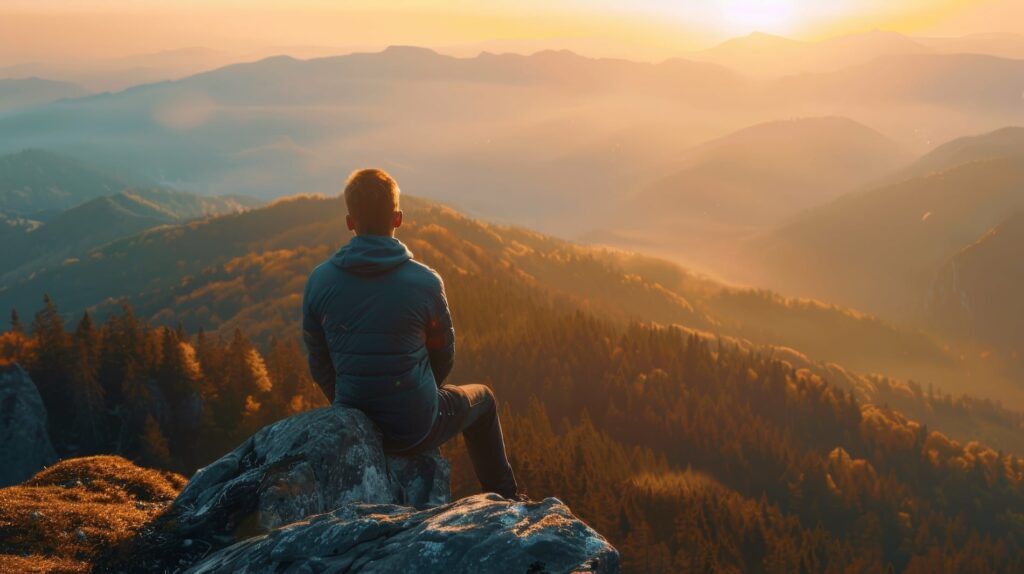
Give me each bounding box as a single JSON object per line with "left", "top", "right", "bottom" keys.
{"left": 302, "top": 168, "right": 521, "bottom": 500}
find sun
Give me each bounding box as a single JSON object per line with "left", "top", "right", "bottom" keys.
{"left": 719, "top": 0, "right": 800, "bottom": 35}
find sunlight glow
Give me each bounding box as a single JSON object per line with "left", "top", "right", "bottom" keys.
{"left": 719, "top": 0, "right": 800, "bottom": 34}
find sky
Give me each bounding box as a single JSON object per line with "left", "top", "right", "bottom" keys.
{"left": 0, "top": 0, "right": 1021, "bottom": 65}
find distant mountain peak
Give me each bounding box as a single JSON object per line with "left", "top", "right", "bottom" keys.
{"left": 380, "top": 45, "right": 441, "bottom": 57}
{"left": 898, "top": 125, "right": 1024, "bottom": 181}
{"left": 710, "top": 31, "right": 802, "bottom": 50}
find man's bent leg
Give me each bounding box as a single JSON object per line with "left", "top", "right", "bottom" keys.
{"left": 407, "top": 384, "right": 518, "bottom": 498}
{"left": 451, "top": 384, "right": 518, "bottom": 498}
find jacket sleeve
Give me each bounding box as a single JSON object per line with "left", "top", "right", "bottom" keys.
{"left": 425, "top": 275, "right": 455, "bottom": 386}
{"left": 302, "top": 275, "right": 336, "bottom": 402}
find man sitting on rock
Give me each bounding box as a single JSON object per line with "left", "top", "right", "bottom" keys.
{"left": 302, "top": 168, "right": 522, "bottom": 500}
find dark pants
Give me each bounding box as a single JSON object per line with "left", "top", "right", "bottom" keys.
{"left": 393, "top": 384, "right": 518, "bottom": 498}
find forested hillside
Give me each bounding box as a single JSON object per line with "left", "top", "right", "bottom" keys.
{"left": 0, "top": 150, "right": 147, "bottom": 218}
{"left": 0, "top": 188, "right": 261, "bottom": 284}
{"left": 0, "top": 195, "right": 969, "bottom": 385}
{"left": 751, "top": 155, "right": 1024, "bottom": 320}
{"left": 3, "top": 195, "right": 1024, "bottom": 572}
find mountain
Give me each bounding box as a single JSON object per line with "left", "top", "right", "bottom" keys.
{"left": 748, "top": 155, "right": 1024, "bottom": 320}
{"left": 4, "top": 195, "right": 1024, "bottom": 572}
{"left": 1, "top": 45, "right": 1021, "bottom": 243}
{"left": 0, "top": 77, "right": 88, "bottom": 113}
{"left": 895, "top": 126, "right": 1024, "bottom": 181}
{"left": 0, "top": 47, "right": 748, "bottom": 231}
{"left": 0, "top": 192, "right": 937, "bottom": 376}
{"left": 0, "top": 149, "right": 151, "bottom": 218}
{"left": 928, "top": 212, "right": 1024, "bottom": 357}
{"left": 0, "top": 47, "right": 239, "bottom": 92}
{"left": 0, "top": 187, "right": 261, "bottom": 284}
{"left": 691, "top": 30, "right": 931, "bottom": 77}
{"left": 601, "top": 117, "right": 908, "bottom": 270}
{"left": 918, "top": 33, "right": 1024, "bottom": 60}
{"left": 774, "top": 53, "right": 1024, "bottom": 110}
{"left": 0, "top": 149, "right": 259, "bottom": 281}
{"left": 2, "top": 193, "right": 1012, "bottom": 416}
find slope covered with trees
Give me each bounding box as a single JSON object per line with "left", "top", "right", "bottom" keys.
{"left": 750, "top": 155, "right": 1024, "bottom": 320}
{"left": 3, "top": 196, "right": 1024, "bottom": 572}
{"left": 3, "top": 289, "right": 1024, "bottom": 572}
{"left": 0, "top": 187, "right": 261, "bottom": 284}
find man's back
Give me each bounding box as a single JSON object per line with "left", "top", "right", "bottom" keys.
{"left": 302, "top": 234, "right": 454, "bottom": 451}
{"left": 302, "top": 167, "right": 517, "bottom": 498}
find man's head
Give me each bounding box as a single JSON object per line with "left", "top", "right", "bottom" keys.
{"left": 343, "top": 168, "right": 402, "bottom": 236}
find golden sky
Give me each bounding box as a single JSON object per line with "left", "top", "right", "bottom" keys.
{"left": 0, "top": 0, "right": 1019, "bottom": 64}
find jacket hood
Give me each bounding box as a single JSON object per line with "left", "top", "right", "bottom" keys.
{"left": 330, "top": 235, "right": 413, "bottom": 276}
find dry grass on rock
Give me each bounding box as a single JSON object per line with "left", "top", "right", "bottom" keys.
{"left": 0, "top": 456, "right": 186, "bottom": 572}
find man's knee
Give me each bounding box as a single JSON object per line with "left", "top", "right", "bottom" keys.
{"left": 465, "top": 383, "right": 496, "bottom": 411}
{"left": 482, "top": 385, "right": 496, "bottom": 409}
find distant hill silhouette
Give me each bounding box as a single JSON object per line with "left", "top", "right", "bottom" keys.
{"left": 918, "top": 32, "right": 1024, "bottom": 60}
{"left": 603, "top": 116, "right": 907, "bottom": 271}
{"left": 774, "top": 53, "right": 1024, "bottom": 110}
{"left": 0, "top": 47, "right": 750, "bottom": 222}
{"left": 0, "top": 187, "right": 260, "bottom": 284}
{"left": 928, "top": 212, "right": 1024, "bottom": 356}
{"left": 750, "top": 155, "right": 1024, "bottom": 319}
{"left": 630, "top": 116, "right": 905, "bottom": 224}
{"left": 0, "top": 78, "right": 88, "bottom": 113}
{"left": 0, "top": 45, "right": 1020, "bottom": 240}
{"left": 0, "top": 152, "right": 260, "bottom": 283}
{"left": 0, "top": 149, "right": 149, "bottom": 218}
{"left": 692, "top": 30, "right": 931, "bottom": 77}
{"left": 895, "top": 126, "right": 1024, "bottom": 181}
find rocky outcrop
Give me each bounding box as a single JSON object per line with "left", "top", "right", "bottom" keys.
{"left": 187, "top": 493, "right": 619, "bottom": 574}
{"left": 167, "top": 407, "right": 449, "bottom": 541}
{"left": 103, "top": 406, "right": 617, "bottom": 573}
{"left": 0, "top": 363, "right": 57, "bottom": 487}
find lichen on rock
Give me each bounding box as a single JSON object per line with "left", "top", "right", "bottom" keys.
{"left": 55, "top": 405, "right": 616, "bottom": 573}
{"left": 185, "top": 493, "right": 619, "bottom": 574}
{"left": 166, "top": 406, "right": 450, "bottom": 541}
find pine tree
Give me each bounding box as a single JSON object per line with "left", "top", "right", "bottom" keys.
{"left": 156, "top": 327, "right": 200, "bottom": 406}
{"left": 266, "top": 336, "right": 325, "bottom": 418}
{"left": 29, "top": 294, "right": 74, "bottom": 447}
{"left": 139, "top": 414, "right": 172, "bottom": 468}
{"left": 70, "top": 312, "right": 105, "bottom": 453}
{"left": 97, "top": 302, "right": 144, "bottom": 407}
{"left": 10, "top": 308, "right": 22, "bottom": 333}
{"left": 224, "top": 330, "right": 272, "bottom": 439}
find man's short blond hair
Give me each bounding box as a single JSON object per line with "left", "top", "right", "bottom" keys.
{"left": 344, "top": 168, "right": 400, "bottom": 234}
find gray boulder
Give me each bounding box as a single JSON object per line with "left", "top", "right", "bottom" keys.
{"left": 186, "top": 493, "right": 619, "bottom": 574}
{"left": 103, "top": 405, "right": 618, "bottom": 573}
{"left": 0, "top": 363, "right": 57, "bottom": 486}
{"left": 168, "top": 406, "right": 449, "bottom": 539}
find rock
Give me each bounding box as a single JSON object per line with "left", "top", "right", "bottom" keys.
{"left": 186, "top": 494, "right": 619, "bottom": 574}
{"left": 0, "top": 363, "right": 57, "bottom": 486}
{"left": 103, "top": 406, "right": 618, "bottom": 573}
{"left": 166, "top": 406, "right": 449, "bottom": 540}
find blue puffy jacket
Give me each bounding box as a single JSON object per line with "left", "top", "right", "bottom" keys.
{"left": 302, "top": 235, "right": 455, "bottom": 451}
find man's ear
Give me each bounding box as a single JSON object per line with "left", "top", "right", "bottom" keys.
{"left": 346, "top": 214, "right": 356, "bottom": 232}
{"left": 393, "top": 210, "right": 403, "bottom": 229}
